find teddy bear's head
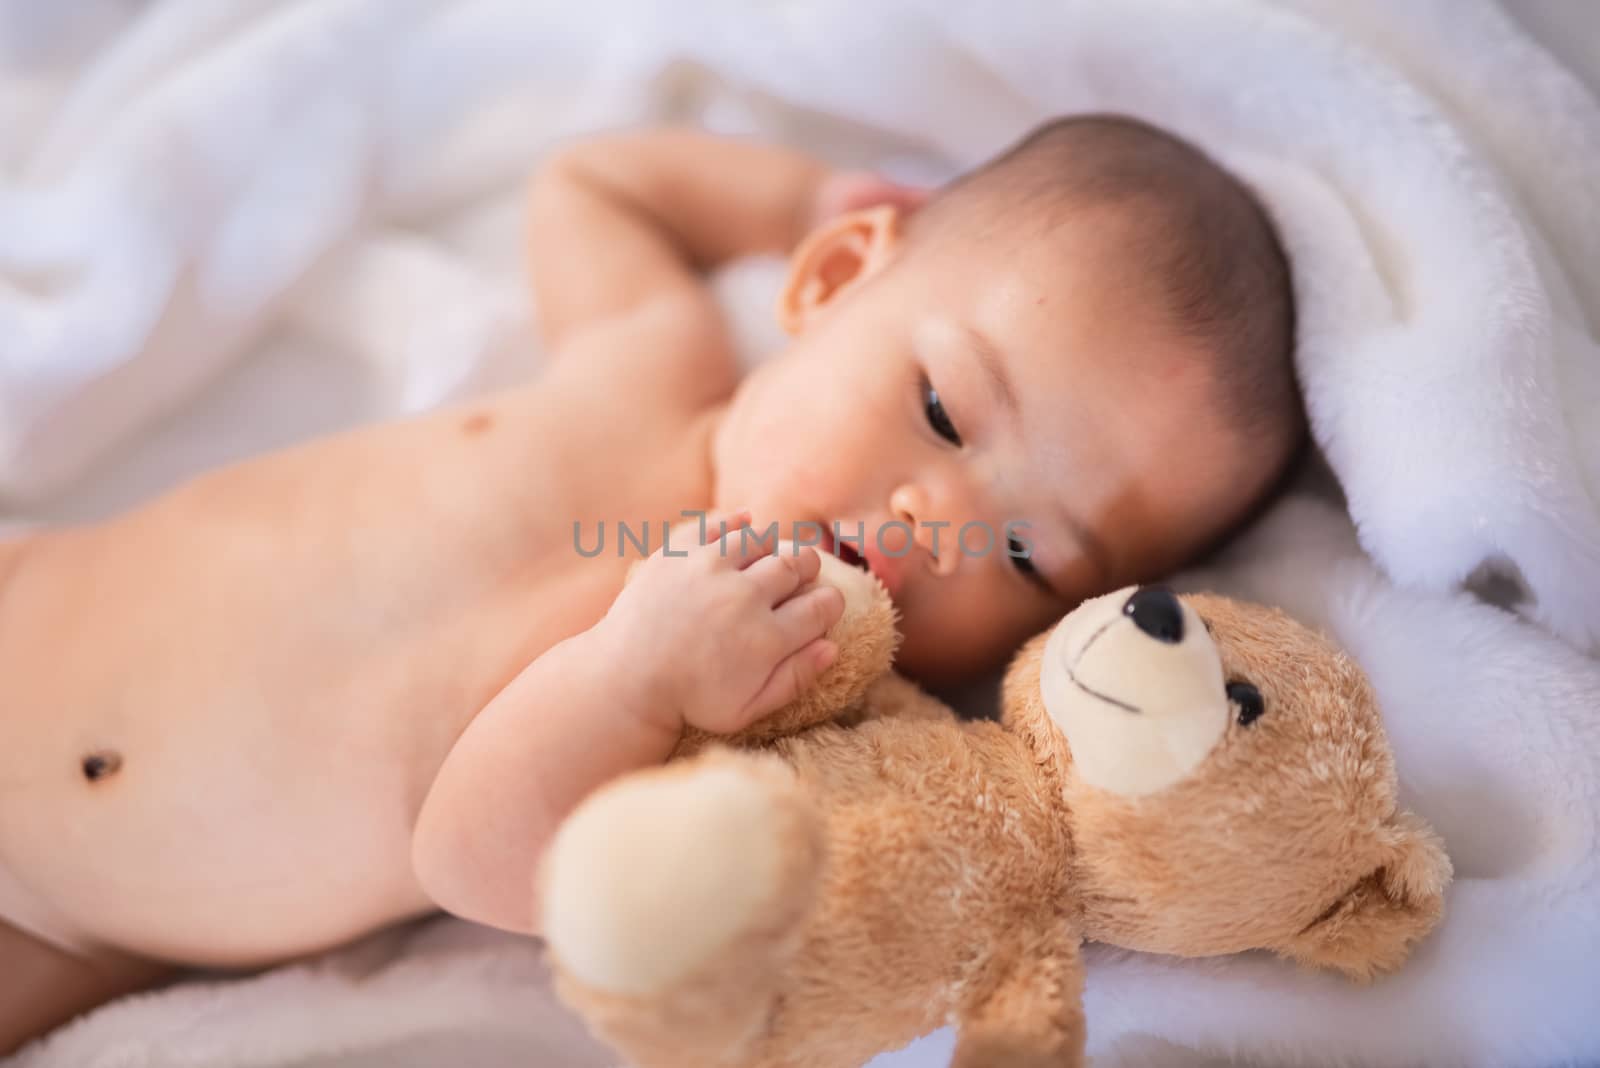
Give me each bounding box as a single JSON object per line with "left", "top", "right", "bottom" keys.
{"left": 1002, "top": 587, "right": 1451, "bottom": 981}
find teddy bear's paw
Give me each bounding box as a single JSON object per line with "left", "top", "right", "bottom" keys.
{"left": 542, "top": 752, "right": 823, "bottom": 998}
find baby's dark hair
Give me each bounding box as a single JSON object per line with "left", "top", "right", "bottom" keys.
{"left": 910, "top": 114, "right": 1303, "bottom": 477}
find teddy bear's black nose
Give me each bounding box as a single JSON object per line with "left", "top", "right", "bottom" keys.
{"left": 1125, "top": 587, "right": 1184, "bottom": 644}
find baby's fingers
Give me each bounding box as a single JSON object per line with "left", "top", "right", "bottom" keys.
{"left": 739, "top": 638, "right": 838, "bottom": 726}
{"left": 772, "top": 582, "right": 845, "bottom": 647}
{"left": 681, "top": 510, "right": 750, "bottom": 562}
{"left": 697, "top": 509, "right": 751, "bottom": 544}
{"left": 706, "top": 520, "right": 782, "bottom": 570}
{"left": 744, "top": 547, "right": 822, "bottom": 605}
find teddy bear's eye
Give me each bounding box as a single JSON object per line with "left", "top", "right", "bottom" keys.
{"left": 1227, "top": 681, "right": 1264, "bottom": 726}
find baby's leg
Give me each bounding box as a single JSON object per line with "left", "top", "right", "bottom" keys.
{"left": 539, "top": 751, "right": 823, "bottom": 1068}
{"left": 0, "top": 919, "right": 174, "bottom": 1056}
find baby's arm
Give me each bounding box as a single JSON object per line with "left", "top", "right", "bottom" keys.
{"left": 411, "top": 517, "right": 845, "bottom": 935}
{"left": 528, "top": 127, "right": 830, "bottom": 349}
{"left": 409, "top": 622, "right": 678, "bottom": 936}
{"left": 525, "top": 128, "right": 831, "bottom": 396}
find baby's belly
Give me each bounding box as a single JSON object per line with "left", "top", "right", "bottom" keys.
{"left": 0, "top": 656, "right": 447, "bottom": 967}
{"left": 0, "top": 525, "right": 621, "bottom": 968}
{"left": 0, "top": 597, "right": 489, "bottom": 965}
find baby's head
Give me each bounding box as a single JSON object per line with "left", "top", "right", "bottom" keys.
{"left": 714, "top": 115, "right": 1303, "bottom": 684}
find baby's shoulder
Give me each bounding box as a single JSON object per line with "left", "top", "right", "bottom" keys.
{"left": 548, "top": 289, "right": 742, "bottom": 420}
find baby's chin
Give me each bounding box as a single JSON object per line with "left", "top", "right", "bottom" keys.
{"left": 892, "top": 627, "right": 1005, "bottom": 691}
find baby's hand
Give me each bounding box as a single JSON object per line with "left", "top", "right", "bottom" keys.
{"left": 599, "top": 512, "right": 845, "bottom": 737}
{"left": 809, "top": 170, "right": 931, "bottom": 227}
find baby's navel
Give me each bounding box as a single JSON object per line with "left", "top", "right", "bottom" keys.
{"left": 81, "top": 750, "right": 122, "bottom": 783}
{"left": 461, "top": 412, "right": 494, "bottom": 436}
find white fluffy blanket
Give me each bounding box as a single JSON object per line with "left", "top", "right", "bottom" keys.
{"left": 4, "top": 2, "right": 1599, "bottom": 1066}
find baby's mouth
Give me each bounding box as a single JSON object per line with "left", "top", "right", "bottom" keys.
{"left": 819, "top": 520, "right": 905, "bottom": 604}
{"left": 820, "top": 525, "right": 870, "bottom": 573}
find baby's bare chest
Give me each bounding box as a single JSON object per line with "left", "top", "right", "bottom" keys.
{"left": 6, "top": 375, "right": 705, "bottom": 757}
{"left": 0, "top": 373, "right": 714, "bottom": 963}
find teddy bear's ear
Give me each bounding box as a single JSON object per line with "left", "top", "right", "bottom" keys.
{"left": 1275, "top": 811, "right": 1452, "bottom": 983}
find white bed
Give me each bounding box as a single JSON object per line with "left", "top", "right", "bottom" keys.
{"left": 3, "top": 2, "right": 1599, "bottom": 1065}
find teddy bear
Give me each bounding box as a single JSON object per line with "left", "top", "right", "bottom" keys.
{"left": 537, "top": 548, "right": 1451, "bottom": 1068}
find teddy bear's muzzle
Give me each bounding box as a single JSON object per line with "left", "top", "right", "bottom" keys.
{"left": 1037, "top": 586, "right": 1230, "bottom": 797}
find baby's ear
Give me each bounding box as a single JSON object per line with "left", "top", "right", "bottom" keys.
{"left": 777, "top": 205, "right": 901, "bottom": 335}
{"left": 1276, "top": 811, "right": 1452, "bottom": 982}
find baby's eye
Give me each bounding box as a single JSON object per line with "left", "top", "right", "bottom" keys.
{"left": 1007, "top": 535, "right": 1038, "bottom": 578}
{"left": 923, "top": 379, "right": 962, "bottom": 446}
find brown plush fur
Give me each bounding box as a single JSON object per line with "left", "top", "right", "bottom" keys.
{"left": 540, "top": 571, "right": 1450, "bottom": 1068}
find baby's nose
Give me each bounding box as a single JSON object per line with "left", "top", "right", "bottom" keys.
{"left": 889, "top": 484, "right": 960, "bottom": 578}
{"left": 918, "top": 523, "right": 960, "bottom": 578}
{"left": 1124, "top": 587, "right": 1184, "bottom": 644}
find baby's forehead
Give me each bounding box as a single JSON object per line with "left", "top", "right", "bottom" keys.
{"left": 912, "top": 197, "right": 1137, "bottom": 284}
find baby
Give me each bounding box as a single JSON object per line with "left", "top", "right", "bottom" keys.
{"left": 0, "top": 115, "right": 1302, "bottom": 1053}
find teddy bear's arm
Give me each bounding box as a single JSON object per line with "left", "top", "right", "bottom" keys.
{"left": 950, "top": 931, "right": 1086, "bottom": 1068}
